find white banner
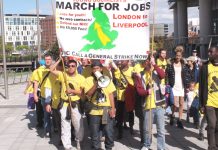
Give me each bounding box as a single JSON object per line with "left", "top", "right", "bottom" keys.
{"left": 56, "top": 0, "right": 150, "bottom": 60}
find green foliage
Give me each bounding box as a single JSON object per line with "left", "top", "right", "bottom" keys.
{"left": 0, "top": 37, "right": 13, "bottom": 54}
{"left": 16, "top": 45, "right": 30, "bottom": 51}
{"left": 47, "top": 41, "right": 60, "bottom": 60}
{"left": 5, "top": 43, "right": 14, "bottom": 54}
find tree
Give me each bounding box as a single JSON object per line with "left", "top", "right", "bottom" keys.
{"left": 16, "top": 45, "right": 30, "bottom": 51}
{"left": 5, "top": 43, "right": 14, "bottom": 55}
{"left": 47, "top": 41, "right": 59, "bottom": 60}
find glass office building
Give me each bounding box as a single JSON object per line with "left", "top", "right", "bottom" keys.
{"left": 4, "top": 14, "right": 47, "bottom": 49}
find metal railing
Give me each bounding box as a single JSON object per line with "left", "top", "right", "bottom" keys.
{"left": 163, "top": 35, "right": 218, "bottom": 59}
{"left": 0, "top": 66, "right": 32, "bottom": 86}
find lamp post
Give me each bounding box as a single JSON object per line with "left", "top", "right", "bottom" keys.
{"left": 0, "top": 0, "right": 9, "bottom": 99}
{"left": 36, "top": 0, "right": 41, "bottom": 61}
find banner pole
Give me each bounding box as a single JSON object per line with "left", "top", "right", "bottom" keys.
{"left": 0, "top": 0, "right": 9, "bottom": 99}
{"left": 149, "top": 0, "right": 157, "bottom": 141}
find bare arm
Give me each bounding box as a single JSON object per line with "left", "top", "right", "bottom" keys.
{"left": 24, "top": 80, "right": 32, "bottom": 94}
{"left": 109, "top": 92, "right": 116, "bottom": 118}
{"left": 33, "top": 81, "right": 39, "bottom": 102}
{"left": 50, "top": 58, "right": 61, "bottom": 76}
{"left": 86, "top": 82, "right": 98, "bottom": 98}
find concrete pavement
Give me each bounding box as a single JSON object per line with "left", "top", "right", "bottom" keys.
{"left": 0, "top": 83, "right": 208, "bottom": 150}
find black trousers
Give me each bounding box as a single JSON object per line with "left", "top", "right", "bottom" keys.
{"left": 35, "top": 98, "right": 44, "bottom": 126}
{"left": 206, "top": 106, "right": 218, "bottom": 150}
{"left": 116, "top": 101, "right": 134, "bottom": 133}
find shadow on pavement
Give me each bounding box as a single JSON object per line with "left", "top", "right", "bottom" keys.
{"left": 165, "top": 122, "right": 205, "bottom": 150}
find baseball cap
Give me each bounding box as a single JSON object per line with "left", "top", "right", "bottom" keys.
{"left": 91, "top": 60, "right": 103, "bottom": 67}
{"left": 39, "top": 59, "right": 45, "bottom": 66}
{"left": 192, "top": 49, "right": 197, "bottom": 53}
{"left": 186, "top": 56, "right": 195, "bottom": 62}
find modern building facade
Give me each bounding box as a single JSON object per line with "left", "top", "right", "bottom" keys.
{"left": 40, "top": 16, "right": 57, "bottom": 50}
{"left": 150, "top": 23, "right": 174, "bottom": 37}
{"left": 4, "top": 14, "right": 47, "bottom": 49}
{"left": 168, "top": 0, "right": 218, "bottom": 58}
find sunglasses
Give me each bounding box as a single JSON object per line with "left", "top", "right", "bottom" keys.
{"left": 67, "top": 64, "right": 76, "bottom": 68}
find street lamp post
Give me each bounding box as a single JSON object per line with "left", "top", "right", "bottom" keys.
{"left": 36, "top": 0, "right": 41, "bottom": 61}
{"left": 0, "top": 0, "right": 9, "bottom": 99}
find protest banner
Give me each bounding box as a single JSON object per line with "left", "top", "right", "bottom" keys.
{"left": 56, "top": 0, "right": 150, "bottom": 60}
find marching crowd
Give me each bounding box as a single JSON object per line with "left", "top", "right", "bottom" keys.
{"left": 24, "top": 45, "right": 218, "bottom": 150}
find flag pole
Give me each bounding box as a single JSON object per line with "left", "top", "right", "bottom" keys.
{"left": 149, "top": 0, "right": 157, "bottom": 140}
{"left": 36, "top": 0, "right": 41, "bottom": 61}
{"left": 0, "top": 0, "right": 9, "bottom": 99}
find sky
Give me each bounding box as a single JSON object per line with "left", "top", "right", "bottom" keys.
{"left": 0, "top": 0, "right": 199, "bottom": 35}
{"left": 2, "top": 0, "right": 199, "bottom": 24}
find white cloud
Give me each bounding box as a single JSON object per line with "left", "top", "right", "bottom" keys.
{"left": 155, "top": 0, "right": 173, "bottom": 24}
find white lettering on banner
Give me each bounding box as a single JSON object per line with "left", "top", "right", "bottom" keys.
{"left": 56, "top": 0, "right": 151, "bottom": 60}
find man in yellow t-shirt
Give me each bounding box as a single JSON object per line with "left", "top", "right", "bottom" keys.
{"left": 83, "top": 60, "right": 116, "bottom": 150}
{"left": 134, "top": 56, "right": 166, "bottom": 150}
{"left": 50, "top": 59, "right": 85, "bottom": 150}
{"left": 156, "top": 49, "right": 167, "bottom": 85}
{"left": 33, "top": 54, "right": 53, "bottom": 137}
{"left": 112, "top": 60, "right": 135, "bottom": 139}
{"left": 199, "top": 46, "right": 218, "bottom": 149}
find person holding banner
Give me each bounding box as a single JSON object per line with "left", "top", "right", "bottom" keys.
{"left": 33, "top": 54, "right": 53, "bottom": 137}
{"left": 50, "top": 58, "right": 85, "bottom": 150}
{"left": 83, "top": 60, "right": 116, "bottom": 150}
{"left": 112, "top": 60, "right": 135, "bottom": 139}
{"left": 134, "top": 55, "right": 166, "bottom": 150}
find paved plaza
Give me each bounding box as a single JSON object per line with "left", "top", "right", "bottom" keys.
{"left": 0, "top": 83, "right": 208, "bottom": 150}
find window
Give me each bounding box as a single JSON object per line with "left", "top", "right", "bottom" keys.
{"left": 23, "top": 26, "right": 27, "bottom": 30}
{"left": 8, "top": 36, "right": 12, "bottom": 41}
{"left": 8, "top": 26, "right": 12, "bottom": 31}
{"left": 16, "top": 36, "right": 20, "bottom": 41}
{"left": 21, "top": 18, "right": 24, "bottom": 25}
{"left": 23, "top": 36, "right": 27, "bottom": 41}
{"left": 12, "top": 31, "right": 16, "bottom": 36}
{"left": 16, "top": 26, "right": 19, "bottom": 31}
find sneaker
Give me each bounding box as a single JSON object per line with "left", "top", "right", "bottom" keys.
{"left": 141, "top": 147, "right": 149, "bottom": 150}
{"left": 76, "top": 141, "right": 81, "bottom": 150}
{"left": 198, "top": 133, "right": 204, "bottom": 141}
{"left": 170, "top": 115, "right": 174, "bottom": 126}
{"left": 100, "top": 136, "right": 105, "bottom": 142}
{"left": 177, "top": 120, "right": 184, "bottom": 129}
{"left": 45, "top": 132, "right": 52, "bottom": 138}
{"left": 123, "top": 123, "right": 128, "bottom": 129}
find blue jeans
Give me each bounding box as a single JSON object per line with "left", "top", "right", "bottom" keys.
{"left": 89, "top": 114, "right": 114, "bottom": 150}
{"left": 41, "top": 98, "right": 52, "bottom": 133}
{"left": 143, "top": 107, "right": 165, "bottom": 150}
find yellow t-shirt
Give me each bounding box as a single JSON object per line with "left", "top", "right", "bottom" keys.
{"left": 44, "top": 74, "right": 61, "bottom": 109}
{"left": 142, "top": 72, "right": 156, "bottom": 110}
{"left": 33, "top": 66, "right": 50, "bottom": 98}
{"left": 206, "top": 63, "right": 218, "bottom": 108}
{"left": 133, "top": 63, "right": 144, "bottom": 74}
{"left": 58, "top": 72, "right": 85, "bottom": 102}
{"left": 114, "top": 67, "right": 134, "bottom": 101}
{"left": 83, "top": 76, "right": 116, "bottom": 115}
{"left": 157, "top": 58, "right": 167, "bottom": 85}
